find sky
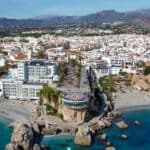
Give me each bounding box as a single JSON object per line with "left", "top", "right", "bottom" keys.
{"left": 0, "top": 0, "right": 150, "bottom": 19}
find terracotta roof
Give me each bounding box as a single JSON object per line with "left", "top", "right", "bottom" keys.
{"left": 13, "top": 52, "right": 27, "bottom": 60}
{"left": 145, "top": 61, "right": 150, "bottom": 66}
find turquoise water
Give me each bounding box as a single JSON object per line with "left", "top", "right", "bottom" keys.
{"left": 1, "top": 109, "right": 150, "bottom": 150}
{"left": 0, "top": 117, "right": 13, "bottom": 150}
{"left": 41, "top": 108, "right": 150, "bottom": 150}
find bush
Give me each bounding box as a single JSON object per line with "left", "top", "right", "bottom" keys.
{"left": 56, "top": 113, "right": 64, "bottom": 120}
{"left": 0, "top": 65, "right": 9, "bottom": 76}
{"left": 119, "top": 71, "right": 128, "bottom": 76}
{"left": 144, "top": 66, "right": 150, "bottom": 75}
{"left": 45, "top": 104, "right": 57, "bottom": 115}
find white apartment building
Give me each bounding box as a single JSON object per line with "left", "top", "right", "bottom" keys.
{"left": 88, "top": 62, "right": 111, "bottom": 82}
{"left": 0, "top": 60, "right": 58, "bottom": 100}
{"left": 11, "top": 60, "right": 58, "bottom": 83}
{"left": 0, "top": 55, "right": 6, "bottom": 67}
{"left": 0, "top": 78, "right": 43, "bottom": 100}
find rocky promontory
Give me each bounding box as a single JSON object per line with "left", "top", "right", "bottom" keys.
{"left": 6, "top": 122, "right": 35, "bottom": 150}
{"left": 74, "top": 126, "right": 92, "bottom": 146}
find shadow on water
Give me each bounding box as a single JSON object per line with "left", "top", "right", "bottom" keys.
{"left": 34, "top": 135, "right": 51, "bottom": 150}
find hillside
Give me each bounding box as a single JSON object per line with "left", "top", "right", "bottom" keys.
{"left": 0, "top": 9, "right": 149, "bottom": 30}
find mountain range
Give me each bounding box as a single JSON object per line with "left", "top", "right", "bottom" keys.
{"left": 0, "top": 9, "right": 150, "bottom": 30}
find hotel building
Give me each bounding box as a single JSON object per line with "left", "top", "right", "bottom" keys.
{"left": 0, "top": 60, "right": 58, "bottom": 100}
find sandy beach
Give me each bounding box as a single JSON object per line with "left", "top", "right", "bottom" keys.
{"left": 0, "top": 99, "right": 35, "bottom": 123}
{"left": 0, "top": 88, "right": 149, "bottom": 124}
{"left": 114, "top": 88, "right": 150, "bottom": 110}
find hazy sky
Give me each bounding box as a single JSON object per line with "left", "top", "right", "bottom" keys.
{"left": 1, "top": 0, "right": 150, "bottom": 18}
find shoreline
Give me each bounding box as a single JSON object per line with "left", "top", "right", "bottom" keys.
{"left": 114, "top": 89, "right": 150, "bottom": 111}
{"left": 0, "top": 99, "right": 35, "bottom": 124}
{"left": 1, "top": 104, "right": 150, "bottom": 124}
{"left": 0, "top": 89, "right": 149, "bottom": 125}
{"left": 43, "top": 133, "right": 73, "bottom": 138}
{"left": 0, "top": 113, "right": 14, "bottom": 123}
{"left": 117, "top": 104, "right": 150, "bottom": 112}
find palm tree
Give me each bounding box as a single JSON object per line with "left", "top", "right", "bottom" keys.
{"left": 39, "top": 85, "right": 60, "bottom": 109}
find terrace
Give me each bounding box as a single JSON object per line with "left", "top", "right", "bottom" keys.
{"left": 59, "top": 60, "right": 90, "bottom": 110}
{"left": 62, "top": 91, "right": 89, "bottom": 109}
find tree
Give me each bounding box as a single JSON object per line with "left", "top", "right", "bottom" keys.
{"left": 136, "top": 60, "right": 145, "bottom": 68}
{"left": 99, "top": 76, "right": 117, "bottom": 101}
{"left": 63, "top": 42, "right": 70, "bottom": 50}
{"left": 119, "top": 71, "right": 128, "bottom": 76}
{"left": 36, "top": 51, "right": 46, "bottom": 59}
{"left": 39, "top": 85, "right": 60, "bottom": 107}
{"left": 0, "top": 65, "right": 9, "bottom": 76}
{"left": 144, "top": 66, "right": 150, "bottom": 75}
{"left": 39, "top": 85, "right": 63, "bottom": 119}
{"left": 57, "top": 62, "right": 68, "bottom": 86}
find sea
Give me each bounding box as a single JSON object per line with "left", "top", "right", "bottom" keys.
{"left": 1, "top": 108, "right": 150, "bottom": 150}
{"left": 0, "top": 116, "right": 13, "bottom": 150}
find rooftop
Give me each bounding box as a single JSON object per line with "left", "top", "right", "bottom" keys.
{"left": 63, "top": 90, "right": 89, "bottom": 101}
{"left": 28, "top": 60, "right": 56, "bottom": 66}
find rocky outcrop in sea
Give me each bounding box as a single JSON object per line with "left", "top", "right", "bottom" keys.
{"left": 74, "top": 126, "right": 92, "bottom": 146}
{"left": 6, "top": 122, "right": 39, "bottom": 150}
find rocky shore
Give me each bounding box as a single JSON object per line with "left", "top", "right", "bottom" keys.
{"left": 5, "top": 88, "right": 147, "bottom": 149}
{"left": 6, "top": 101, "right": 121, "bottom": 149}
{"left": 74, "top": 109, "right": 122, "bottom": 146}
{"left": 5, "top": 104, "right": 142, "bottom": 150}
{"left": 6, "top": 120, "right": 76, "bottom": 150}
{"left": 5, "top": 88, "right": 121, "bottom": 149}
{"left": 6, "top": 123, "right": 34, "bottom": 150}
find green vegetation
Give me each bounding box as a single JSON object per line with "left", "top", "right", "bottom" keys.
{"left": 35, "top": 51, "right": 46, "bottom": 59}
{"left": 45, "top": 104, "right": 57, "bottom": 115}
{"left": 57, "top": 62, "right": 68, "bottom": 86}
{"left": 20, "top": 32, "right": 47, "bottom": 38}
{"left": 77, "top": 60, "right": 82, "bottom": 86}
{"left": 39, "top": 85, "right": 63, "bottom": 119}
{"left": 119, "top": 71, "right": 128, "bottom": 76}
{"left": 0, "top": 64, "right": 17, "bottom": 77}
{"left": 99, "top": 76, "right": 117, "bottom": 100}
{"left": 81, "top": 33, "right": 100, "bottom": 36}
{"left": 58, "top": 62, "right": 68, "bottom": 76}
{"left": 0, "top": 31, "right": 12, "bottom": 38}
{"left": 0, "top": 31, "right": 48, "bottom": 38}
{"left": 99, "top": 76, "right": 117, "bottom": 93}
{"left": 136, "top": 61, "right": 145, "bottom": 68}
{"left": 0, "top": 51, "right": 8, "bottom": 55}
{"left": 0, "top": 65, "right": 9, "bottom": 76}
{"left": 40, "top": 85, "right": 60, "bottom": 103}
{"left": 144, "top": 66, "right": 150, "bottom": 75}
{"left": 99, "top": 74, "right": 133, "bottom": 100}
{"left": 45, "top": 104, "right": 63, "bottom": 120}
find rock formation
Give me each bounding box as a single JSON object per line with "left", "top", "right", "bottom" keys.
{"left": 100, "top": 133, "right": 107, "bottom": 140}
{"left": 116, "top": 121, "right": 128, "bottom": 129}
{"left": 74, "top": 126, "right": 92, "bottom": 146}
{"left": 132, "top": 74, "right": 150, "bottom": 92}
{"left": 134, "top": 120, "right": 140, "bottom": 126}
{"left": 105, "top": 146, "right": 116, "bottom": 150}
{"left": 120, "top": 134, "right": 128, "bottom": 139}
{"left": 6, "top": 123, "right": 34, "bottom": 150}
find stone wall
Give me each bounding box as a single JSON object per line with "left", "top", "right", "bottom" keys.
{"left": 62, "top": 107, "right": 87, "bottom": 123}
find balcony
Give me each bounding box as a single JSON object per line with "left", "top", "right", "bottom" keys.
{"left": 62, "top": 98, "right": 89, "bottom": 109}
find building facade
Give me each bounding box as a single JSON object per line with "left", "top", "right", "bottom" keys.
{"left": 0, "top": 60, "right": 58, "bottom": 100}
{"left": 61, "top": 90, "right": 90, "bottom": 123}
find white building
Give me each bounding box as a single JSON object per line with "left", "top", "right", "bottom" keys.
{"left": 10, "top": 60, "right": 58, "bottom": 83}
{"left": 0, "top": 56, "right": 6, "bottom": 67}
{"left": 88, "top": 62, "right": 111, "bottom": 82}
{"left": 0, "top": 60, "right": 58, "bottom": 100}
{"left": 0, "top": 78, "right": 43, "bottom": 100}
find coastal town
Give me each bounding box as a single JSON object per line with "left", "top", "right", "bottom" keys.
{"left": 0, "top": 32, "right": 149, "bottom": 150}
